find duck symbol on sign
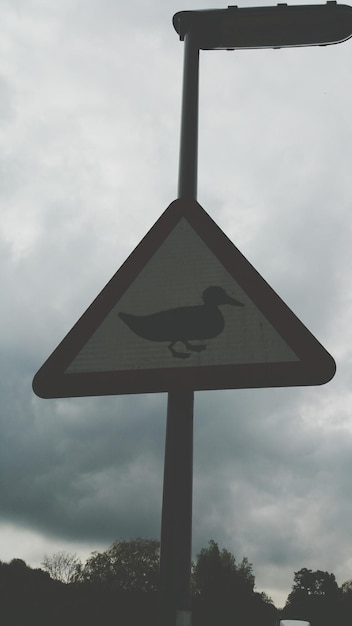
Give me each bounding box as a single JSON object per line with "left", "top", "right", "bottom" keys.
{"left": 118, "top": 286, "right": 244, "bottom": 359}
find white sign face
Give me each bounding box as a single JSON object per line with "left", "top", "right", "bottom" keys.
{"left": 67, "top": 218, "right": 298, "bottom": 374}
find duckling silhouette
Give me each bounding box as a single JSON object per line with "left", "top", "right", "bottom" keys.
{"left": 118, "top": 286, "right": 243, "bottom": 359}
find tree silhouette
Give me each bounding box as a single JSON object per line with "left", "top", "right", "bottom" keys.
{"left": 292, "top": 567, "right": 340, "bottom": 598}
{"left": 341, "top": 579, "right": 352, "bottom": 595}
{"left": 14, "top": 541, "right": 352, "bottom": 626}
{"left": 42, "top": 550, "right": 81, "bottom": 584}
{"left": 283, "top": 567, "right": 341, "bottom": 626}
{"left": 191, "top": 540, "right": 275, "bottom": 626}
{"left": 80, "top": 537, "right": 160, "bottom": 592}
{"left": 192, "top": 540, "right": 254, "bottom": 599}
{"left": 337, "top": 579, "right": 352, "bottom": 625}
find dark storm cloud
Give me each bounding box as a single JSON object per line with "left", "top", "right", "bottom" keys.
{"left": 0, "top": 370, "right": 167, "bottom": 542}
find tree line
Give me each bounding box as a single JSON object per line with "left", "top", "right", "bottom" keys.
{"left": 1, "top": 538, "right": 352, "bottom": 625}
{"left": 281, "top": 566, "right": 352, "bottom": 626}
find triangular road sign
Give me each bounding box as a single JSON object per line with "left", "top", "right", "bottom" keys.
{"left": 33, "top": 198, "right": 335, "bottom": 398}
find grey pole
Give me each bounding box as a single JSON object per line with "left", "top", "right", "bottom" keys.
{"left": 159, "top": 29, "right": 199, "bottom": 626}
{"left": 159, "top": 392, "right": 194, "bottom": 626}
{"left": 178, "top": 31, "right": 200, "bottom": 199}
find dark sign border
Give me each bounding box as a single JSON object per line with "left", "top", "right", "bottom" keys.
{"left": 33, "top": 199, "right": 336, "bottom": 398}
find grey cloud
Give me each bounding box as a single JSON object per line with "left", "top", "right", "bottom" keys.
{"left": 1, "top": 385, "right": 166, "bottom": 542}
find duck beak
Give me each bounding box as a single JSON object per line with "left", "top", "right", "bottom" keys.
{"left": 228, "top": 295, "right": 244, "bottom": 306}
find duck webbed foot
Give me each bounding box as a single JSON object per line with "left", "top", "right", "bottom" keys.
{"left": 185, "top": 341, "right": 206, "bottom": 353}
{"left": 168, "top": 341, "right": 207, "bottom": 359}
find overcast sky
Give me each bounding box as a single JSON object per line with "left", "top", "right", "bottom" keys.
{"left": 1, "top": 0, "right": 352, "bottom": 608}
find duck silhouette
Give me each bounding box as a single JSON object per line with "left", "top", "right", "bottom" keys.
{"left": 118, "top": 286, "right": 244, "bottom": 359}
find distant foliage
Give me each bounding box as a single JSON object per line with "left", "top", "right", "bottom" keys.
{"left": 5, "top": 541, "right": 352, "bottom": 626}
{"left": 191, "top": 540, "right": 275, "bottom": 626}
{"left": 192, "top": 539, "right": 255, "bottom": 598}
{"left": 292, "top": 567, "right": 340, "bottom": 598}
{"left": 79, "top": 537, "right": 160, "bottom": 592}
{"left": 41, "top": 551, "right": 81, "bottom": 584}
{"left": 341, "top": 579, "right": 352, "bottom": 595}
{"left": 0, "top": 557, "right": 51, "bottom": 586}
{"left": 282, "top": 567, "right": 343, "bottom": 626}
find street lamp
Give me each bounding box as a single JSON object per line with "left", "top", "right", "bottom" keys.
{"left": 175, "top": 2, "right": 352, "bottom": 200}
{"left": 173, "top": 2, "right": 352, "bottom": 50}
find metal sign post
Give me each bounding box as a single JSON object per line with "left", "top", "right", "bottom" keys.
{"left": 158, "top": 30, "right": 199, "bottom": 626}
{"left": 177, "top": 31, "right": 199, "bottom": 200}
{"left": 159, "top": 391, "right": 194, "bottom": 626}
